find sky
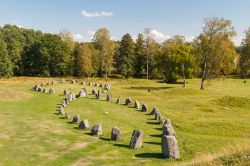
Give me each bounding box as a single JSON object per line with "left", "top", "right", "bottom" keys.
{"left": 1, "top": 0, "right": 250, "bottom": 45}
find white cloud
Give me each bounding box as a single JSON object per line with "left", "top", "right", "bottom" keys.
{"left": 81, "top": 10, "right": 113, "bottom": 18}
{"left": 150, "top": 29, "right": 171, "bottom": 42}
{"left": 73, "top": 34, "right": 83, "bottom": 42}
{"left": 233, "top": 36, "right": 243, "bottom": 46}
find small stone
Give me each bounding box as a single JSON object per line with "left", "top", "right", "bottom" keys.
{"left": 61, "top": 79, "right": 66, "bottom": 83}
{"left": 63, "top": 89, "right": 68, "bottom": 95}
{"left": 116, "top": 96, "right": 121, "bottom": 104}
{"left": 95, "top": 83, "right": 99, "bottom": 87}
{"left": 88, "top": 82, "right": 93, "bottom": 86}
{"left": 65, "top": 112, "right": 70, "bottom": 119}
{"left": 49, "top": 88, "right": 56, "bottom": 94}
{"left": 92, "top": 89, "right": 97, "bottom": 95}
{"left": 129, "top": 129, "right": 143, "bottom": 149}
{"left": 134, "top": 101, "right": 140, "bottom": 109}
{"left": 81, "top": 81, "right": 85, "bottom": 85}
{"left": 78, "top": 120, "right": 89, "bottom": 129}
{"left": 91, "top": 124, "right": 103, "bottom": 136}
{"left": 161, "top": 135, "right": 180, "bottom": 159}
{"left": 42, "top": 88, "right": 47, "bottom": 93}
{"left": 72, "top": 115, "right": 80, "bottom": 123}
{"left": 106, "top": 93, "right": 112, "bottom": 101}
{"left": 125, "top": 98, "right": 132, "bottom": 105}
{"left": 111, "top": 126, "right": 122, "bottom": 141}
{"left": 97, "top": 90, "right": 102, "bottom": 100}
{"left": 141, "top": 104, "right": 148, "bottom": 112}
{"left": 51, "top": 80, "right": 57, "bottom": 84}
{"left": 59, "top": 106, "right": 65, "bottom": 115}
{"left": 71, "top": 80, "right": 76, "bottom": 84}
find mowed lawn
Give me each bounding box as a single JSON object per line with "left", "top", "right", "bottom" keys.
{"left": 0, "top": 77, "right": 249, "bottom": 166}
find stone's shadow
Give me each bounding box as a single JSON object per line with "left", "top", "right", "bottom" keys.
{"left": 113, "top": 143, "right": 129, "bottom": 149}
{"left": 146, "top": 117, "right": 155, "bottom": 120}
{"left": 53, "top": 112, "right": 59, "bottom": 115}
{"left": 59, "top": 117, "right": 66, "bottom": 119}
{"left": 146, "top": 121, "right": 161, "bottom": 125}
{"left": 154, "top": 127, "right": 162, "bottom": 131}
{"left": 84, "top": 132, "right": 93, "bottom": 136}
{"left": 99, "top": 137, "right": 111, "bottom": 141}
{"left": 144, "top": 141, "right": 161, "bottom": 145}
{"left": 149, "top": 134, "right": 162, "bottom": 138}
{"left": 67, "top": 121, "right": 74, "bottom": 124}
{"left": 124, "top": 86, "right": 173, "bottom": 91}
{"left": 135, "top": 153, "right": 162, "bottom": 159}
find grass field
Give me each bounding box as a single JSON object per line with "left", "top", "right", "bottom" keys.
{"left": 0, "top": 77, "right": 249, "bottom": 166}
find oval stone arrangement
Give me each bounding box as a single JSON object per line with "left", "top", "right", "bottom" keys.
{"left": 33, "top": 79, "right": 180, "bottom": 160}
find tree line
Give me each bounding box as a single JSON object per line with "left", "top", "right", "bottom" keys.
{"left": 0, "top": 17, "right": 249, "bottom": 89}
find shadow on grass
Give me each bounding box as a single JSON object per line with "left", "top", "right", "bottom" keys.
{"left": 135, "top": 153, "right": 162, "bottom": 159}
{"left": 113, "top": 143, "right": 129, "bottom": 149}
{"left": 146, "top": 121, "right": 161, "bottom": 125}
{"left": 149, "top": 134, "right": 162, "bottom": 138}
{"left": 154, "top": 127, "right": 162, "bottom": 131}
{"left": 84, "top": 132, "right": 93, "bottom": 136}
{"left": 144, "top": 141, "right": 161, "bottom": 145}
{"left": 99, "top": 137, "right": 111, "bottom": 141}
{"left": 53, "top": 112, "right": 60, "bottom": 115}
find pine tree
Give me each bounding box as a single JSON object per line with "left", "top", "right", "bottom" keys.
{"left": 117, "top": 33, "right": 135, "bottom": 77}
{"left": 134, "top": 33, "right": 146, "bottom": 78}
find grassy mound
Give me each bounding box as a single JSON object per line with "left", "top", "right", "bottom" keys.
{"left": 215, "top": 96, "right": 250, "bottom": 108}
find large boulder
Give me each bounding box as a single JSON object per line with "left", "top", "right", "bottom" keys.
{"left": 78, "top": 120, "right": 90, "bottom": 130}
{"left": 129, "top": 129, "right": 143, "bottom": 149}
{"left": 125, "top": 98, "right": 132, "bottom": 105}
{"left": 134, "top": 101, "right": 140, "bottom": 109}
{"left": 161, "top": 135, "right": 180, "bottom": 159}
{"left": 91, "top": 124, "right": 103, "bottom": 136}
{"left": 106, "top": 93, "right": 112, "bottom": 102}
{"left": 116, "top": 96, "right": 121, "bottom": 104}
{"left": 111, "top": 126, "right": 122, "bottom": 141}
{"left": 141, "top": 104, "right": 148, "bottom": 112}
{"left": 72, "top": 115, "right": 80, "bottom": 123}
{"left": 49, "top": 88, "right": 56, "bottom": 94}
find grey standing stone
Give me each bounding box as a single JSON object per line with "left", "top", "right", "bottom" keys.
{"left": 163, "top": 124, "right": 176, "bottom": 136}
{"left": 63, "top": 89, "right": 68, "bottom": 95}
{"left": 92, "top": 89, "right": 97, "bottom": 95}
{"left": 125, "top": 98, "right": 132, "bottom": 105}
{"left": 129, "top": 129, "right": 143, "bottom": 149}
{"left": 97, "top": 90, "right": 102, "bottom": 100}
{"left": 141, "top": 104, "right": 148, "bottom": 112}
{"left": 38, "top": 87, "right": 42, "bottom": 92}
{"left": 78, "top": 88, "right": 87, "bottom": 98}
{"left": 150, "top": 107, "right": 159, "bottom": 115}
{"left": 65, "top": 112, "right": 70, "bottom": 119}
{"left": 91, "top": 124, "right": 103, "bottom": 136}
{"left": 106, "top": 93, "right": 112, "bottom": 101}
{"left": 42, "top": 88, "right": 47, "bottom": 93}
{"left": 81, "top": 81, "right": 85, "bottom": 85}
{"left": 163, "top": 119, "right": 172, "bottom": 126}
{"left": 111, "top": 126, "right": 122, "bottom": 141}
{"left": 59, "top": 106, "right": 65, "bottom": 115}
{"left": 95, "top": 83, "right": 99, "bottom": 87}
{"left": 67, "top": 93, "right": 73, "bottom": 102}
{"left": 161, "top": 135, "right": 180, "bottom": 159}
{"left": 49, "top": 88, "right": 56, "bottom": 94}
{"left": 116, "top": 96, "right": 121, "bottom": 104}
{"left": 72, "top": 115, "right": 80, "bottom": 123}
{"left": 71, "top": 80, "right": 76, "bottom": 84}
{"left": 88, "top": 82, "right": 93, "bottom": 86}
{"left": 134, "top": 101, "right": 140, "bottom": 109}
{"left": 78, "top": 120, "right": 90, "bottom": 129}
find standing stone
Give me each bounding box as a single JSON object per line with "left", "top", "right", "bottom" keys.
{"left": 97, "top": 90, "right": 102, "bottom": 100}
{"left": 42, "top": 88, "right": 47, "bottom": 93}
{"left": 49, "top": 88, "right": 56, "bottom": 94}
{"left": 71, "top": 80, "right": 76, "bottom": 84}
{"left": 163, "top": 119, "right": 172, "bottom": 126}
{"left": 61, "top": 79, "right": 66, "bottom": 83}
{"left": 125, "top": 98, "right": 132, "bottom": 105}
{"left": 150, "top": 107, "right": 159, "bottom": 115}
{"left": 163, "top": 124, "right": 176, "bottom": 136}
{"left": 161, "top": 135, "right": 180, "bottom": 159}
{"left": 72, "top": 92, "right": 76, "bottom": 100}
{"left": 106, "top": 93, "right": 112, "bottom": 101}
{"left": 63, "top": 89, "right": 68, "bottom": 95}
{"left": 65, "top": 112, "right": 70, "bottom": 119}
{"left": 52, "top": 80, "right": 57, "bottom": 84}
{"left": 141, "top": 104, "right": 148, "bottom": 112}
{"left": 134, "top": 101, "right": 140, "bottom": 109}
{"left": 116, "top": 96, "right": 121, "bottom": 104}
{"left": 129, "top": 129, "right": 143, "bottom": 149}
{"left": 111, "top": 126, "right": 122, "bottom": 141}
{"left": 72, "top": 115, "right": 80, "bottom": 123}
{"left": 155, "top": 111, "right": 162, "bottom": 120}
{"left": 95, "top": 83, "right": 99, "bottom": 87}
{"left": 92, "top": 89, "right": 97, "bottom": 95}
{"left": 78, "top": 120, "right": 90, "bottom": 129}
{"left": 88, "top": 82, "right": 93, "bottom": 86}
{"left": 81, "top": 81, "right": 85, "bottom": 85}
{"left": 78, "top": 88, "right": 87, "bottom": 98}
{"left": 67, "top": 93, "right": 73, "bottom": 102}
{"left": 65, "top": 98, "right": 69, "bottom": 105}
{"left": 91, "top": 124, "right": 103, "bottom": 136}
{"left": 38, "top": 87, "right": 42, "bottom": 92}
{"left": 59, "top": 106, "right": 65, "bottom": 115}
{"left": 100, "top": 84, "right": 103, "bottom": 88}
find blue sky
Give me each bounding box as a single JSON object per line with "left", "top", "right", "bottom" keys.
{"left": 1, "top": 0, "right": 250, "bottom": 45}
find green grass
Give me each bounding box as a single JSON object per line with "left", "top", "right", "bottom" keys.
{"left": 0, "top": 77, "right": 249, "bottom": 166}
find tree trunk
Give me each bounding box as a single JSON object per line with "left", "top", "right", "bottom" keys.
{"left": 182, "top": 63, "right": 186, "bottom": 87}
{"left": 146, "top": 55, "right": 149, "bottom": 80}
{"left": 200, "top": 57, "right": 207, "bottom": 90}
